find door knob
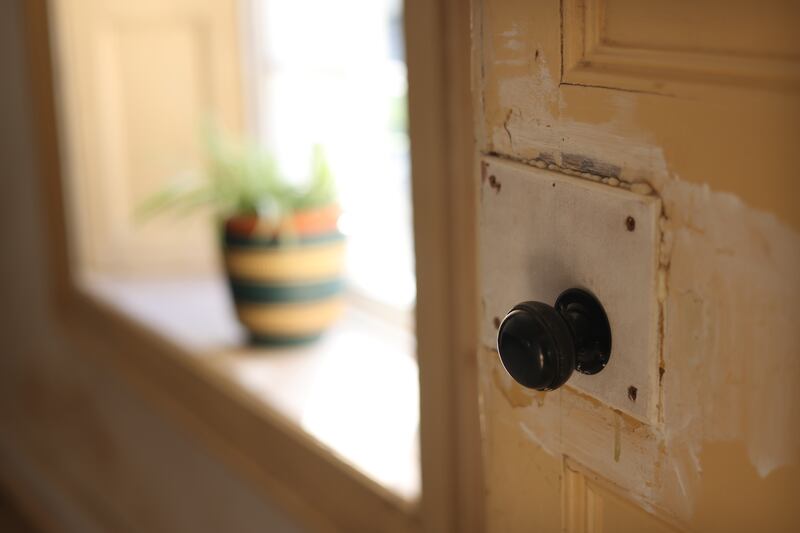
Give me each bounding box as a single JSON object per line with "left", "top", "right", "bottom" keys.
{"left": 496, "top": 288, "right": 612, "bottom": 391}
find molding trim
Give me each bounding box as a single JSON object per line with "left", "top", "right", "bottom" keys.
{"left": 561, "top": 458, "right": 682, "bottom": 533}
{"left": 562, "top": 461, "right": 602, "bottom": 533}
{"left": 562, "top": 0, "right": 800, "bottom": 93}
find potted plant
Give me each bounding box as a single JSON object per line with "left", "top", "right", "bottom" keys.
{"left": 139, "top": 133, "right": 345, "bottom": 346}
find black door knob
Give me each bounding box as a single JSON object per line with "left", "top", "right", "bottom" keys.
{"left": 496, "top": 288, "right": 612, "bottom": 391}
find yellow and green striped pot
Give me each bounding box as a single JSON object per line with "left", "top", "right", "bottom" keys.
{"left": 222, "top": 206, "right": 345, "bottom": 346}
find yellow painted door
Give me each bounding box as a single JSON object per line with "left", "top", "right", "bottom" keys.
{"left": 474, "top": 1, "right": 800, "bottom": 532}
{"left": 51, "top": 0, "right": 243, "bottom": 276}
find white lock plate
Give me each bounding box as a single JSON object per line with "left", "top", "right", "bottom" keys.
{"left": 480, "top": 157, "right": 661, "bottom": 423}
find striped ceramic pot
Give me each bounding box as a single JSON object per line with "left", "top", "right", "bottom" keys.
{"left": 222, "top": 206, "right": 345, "bottom": 346}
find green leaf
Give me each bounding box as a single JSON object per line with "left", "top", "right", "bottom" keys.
{"left": 136, "top": 126, "right": 338, "bottom": 230}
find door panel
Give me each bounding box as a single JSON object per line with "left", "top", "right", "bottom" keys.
{"left": 475, "top": 0, "right": 800, "bottom": 531}
{"left": 52, "top": 0, "right": 243, "bottom": 275}
{"left": 563, "top": 0, "right": 800, "bottom": 92}
{"left": 563, "top": 461, "right": 678, "bottom": 533}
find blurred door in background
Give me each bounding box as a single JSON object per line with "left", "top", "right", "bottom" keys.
{"left": 52, "top": 0, "right": 243, "bottom": 276}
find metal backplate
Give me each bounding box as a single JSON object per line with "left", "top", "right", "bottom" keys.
{"left": 480, "top": 157, "right": 661, "bottom": 423}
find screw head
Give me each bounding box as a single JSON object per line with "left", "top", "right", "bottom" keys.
{"left": 625, "top": 216, "right": 636, "bottom": 232}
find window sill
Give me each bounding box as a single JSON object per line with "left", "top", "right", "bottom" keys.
{"left": 52, "top": 274, "right": 419, "bottom": 532}
{"left": 80, "top": 274, "right": 421, "bottom": 504}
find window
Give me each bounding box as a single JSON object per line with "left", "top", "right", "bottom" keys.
{"left": 52, "top": 0, "right": 419, "bottom": 504}
{"left": 247, "top": 0, "right": 415, "bottom": 314}
{"left": 41, "top": 0, "right": 480, "bottom": 529}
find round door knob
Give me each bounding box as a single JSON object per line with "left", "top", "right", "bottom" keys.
{"left": 496, "top": 288, "right": 612, "bottom": 391}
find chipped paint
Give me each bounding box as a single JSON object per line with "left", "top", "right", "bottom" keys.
{"left": 492, "top": 367, "right": 535, "bottom": 408}
{"left": 561, "top": 153, "right": 621, "bottom": 178}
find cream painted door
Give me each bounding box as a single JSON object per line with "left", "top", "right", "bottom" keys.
{"left": 52, "top": 0, "right": 243, "bottom": 276}
{"left": 475, "top": 1, "right": 800, "bottom": 532}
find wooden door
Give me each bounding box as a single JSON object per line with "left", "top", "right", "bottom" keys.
{"left": 51, "top": 0, "right": 243, "bottom": 276}
{"left": 474, "top": 1, "right": 800, "bottom": 531}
